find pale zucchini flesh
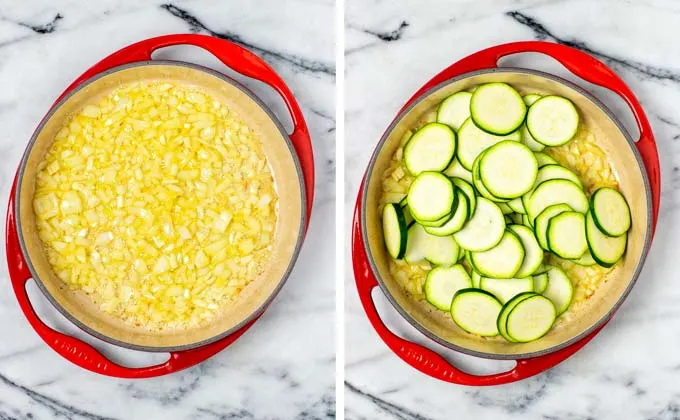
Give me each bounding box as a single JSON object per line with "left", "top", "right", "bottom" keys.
{"left": 425, "top": 189, "right": 469, "bottom": 236}
{"left": 382, "top": 203, "right": 408, "bottom": 259}
{"left": 527, "top": 179, "right": 588, "bottom": 223}
{"left": 456, "top": 118, "right": 521, "bottom": 170}
{"left": 497, "top": 292, "right": 536, "bottom": 342}
{"left": 542, "top": 266, "right": 574, "bottom": 315}
{"left": 444, "top": 158, "right": 474, "bottom": 183}
{"left": 407, "top": 172, "right": 455, "bottom": 222}
{"left": 425, "top": 265, "right": 472, "bottom": 310}
{"left": 526, "top": 95, "right": 579, "bottom": 146}
{"left": 508, "top": 224, "right": 544, "bottom": 277}
{"left": 470, "top": 83, "right": 527, "bottom": 135}
{"left": 586, "top": 211, "right": 627, "bottom": 267}
{"left": 534, "top": 203, "right": 574, "bottom": 250}
{"left": 590, "top": 187, "right": 631, "bottom": 237}
{"left": 470, "top": 230, "right": 525, "bottom": 278}
{"left": 506, "top": 295, "right": 556, "bottom": 342}
{"left": 404, "top": 123, "right": 457, "bottom": 175}
{"left": 547, "top": 211, "right": 588, "bottom": 259}
{"left": 450, "top": 289, "right": 502, "bottom": 336}
{"left": 480, "top": 141, "right": 538, "bottom": 199}
{"left": 437, "top": 91, "right": 472, "bottom": 131}
{"left": 480, "top": 276, "right": 534, "bottom": 303}
{"left": 454, "top": 197, "right": 506, "bottom": 252}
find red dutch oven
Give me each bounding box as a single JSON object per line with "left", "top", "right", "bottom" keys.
{"left": 6, "top": 34, "right": 314, "bottom": 378}
{"left": 352, "top": 41, "right": 660, "bottom": 385}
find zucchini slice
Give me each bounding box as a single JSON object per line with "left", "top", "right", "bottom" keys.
{"left": 497, "top": 292, "right": 537, "bottom": 342}
{"left": 457, "top": 118, "right": 521, "bottom": 170}
{"left": 480, "top": 141, "right": 538, "bottom": 199}
{"left": 498, "top": 203, "right": 514, "bottom": 214}
{"left": 542, "top": 266, "right": 574, "bottom": 315}
{"left": 571, "top": 249, "right": 597, "bottom": 266}
{"left": 450, "top": 289, "right": 502, "bottom": 336}
{"left": 471, "top": 270, "right": 482, "bottom": 288}
{"left": 472, "top": 152, "right": 510, "bottom": 203}
{"left": 522, "top": 214, "right": 533, "bottom": 228}
{"left": 508, "top": 224, "right": 543, "bottom": 277}
{"left": 470, "top": 230, "right": 525, "bottom": 278}
{"left": 533, "top": 273, "right": 548, "bottom": 294}
{"left": 527, "top": 96, "right": 579, "bottom": 146}
{"left": 480, "top": 276, "right": 534, "bottom": 304}
{"left": 425, "top": 189, "right": 469, "bottom": 236}
{"left": 508, "top": 197, "right": 525, "bottom": 214}
{"left": 534, "top": 164, "right": 582, "bottom": 189}
{"left": 444, "top": 158, "right": 473, "bottom": 183}
{"left": 437, "top": 91, "right": 472, "bottom": 131}
{"left": 425, "top": 265, "right": 472, "bottom": 310}
{"left": 586, "top": 211, "right": 627, "bottom": 267}
{"left": 470, "top": 83, "right": 527, "bottom": 135}
{"left": 523, "top": 94, "right": 542, "bottom": 106}
{"left": 506, "top": 294, "right": 556, "bottom": 342}
{"left": 403, "top": 223, "right": 429, "bottom": 263}
{"left": 454, "top": 197, "right": 506, "bottom": 251}
{"left": 404, "top": 123, "right": 457, "bottom": 175}
{"left": 534, "top": 203, "right": 573, "bottom": 250}
{"left": 509, "top": 213, "right": 523, "bottom": 224}
{"left": 424, "top": 235, "right": 459, "bottom": 266}
{"left": 452, "top": 178, "right": 477, "bottom": 216}
{"left": 527, "top": 179, "right": 588, "bottom": 223}
{"left": 534, "top": 152, "right": 558, "bottom": 168}
{"left": 415, "top": 210, "right": 454, "bottom": 227}
{"left": 521, "top": 124, "right": 545, "bottom": 152}
{"left": 382, "top": 203, "right": 408, "bottom": 259}
{"left": 590, "top": 187, "right": 632, "bottom": 237}
{"left": 407, "top": 172, "right": 455, "bottom": 222}
{"left": 547, "top": 211, "right": 588, "bottom": 259}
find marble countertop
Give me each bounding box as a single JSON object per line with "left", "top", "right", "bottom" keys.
{"left": 345, "top": 0, "right": 680, "bottom": 419}
{"left": 0, "top": 1, "right": 335, "bottom": 419}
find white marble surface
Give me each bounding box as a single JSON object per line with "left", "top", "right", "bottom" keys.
{"left": 0, "top": 1, "right": 335, "bottom": 419}
{"left": 345, "top": 0, "right": 680, "bottom": 419}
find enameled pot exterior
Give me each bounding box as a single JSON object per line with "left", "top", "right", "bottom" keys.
{"left": 352, "top": 41, "right": 660, "bottom": 385}
{"left": 6, "top": 34, "right": 315, "bottom": 378}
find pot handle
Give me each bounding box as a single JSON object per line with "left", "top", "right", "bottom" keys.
{"left": 60, "top": 33, "right": 314, "bottom": 228}
{"left": 6, "top": 176, "right": 257, "bottom": 378}
{"left": 352, "top": 186, "right": 604, "bottom": 385}
{"left": 407, "top": 41, "right": 659, "bottom": 232}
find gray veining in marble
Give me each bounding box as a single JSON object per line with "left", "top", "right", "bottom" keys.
{"left": 345, "top": 0, "right": 680, "bottom": 419}
{"left": 0, "top": 0, "right": 335, "bottom": 419}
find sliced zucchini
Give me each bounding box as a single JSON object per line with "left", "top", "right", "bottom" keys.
{"left": 534, "top": 263, "right": 549, "bottom": 275}
{"left": 470, "top": 83, "right": 527, "bottom": 135}
{"left": 382, "top": 203, "right": 408, "bottom": 259}
{"left": 403, "top": 223, "right": 429, "bottom": 263}
{"left": 521, "top": 124, "right": 545, "bottom": 152}
{"left": 472, "top": 152, "right": 510, "bottom": 203}
{"left": 508, "top": 224, "right": 543, "bottom": 277}
{"left": 425, "top": 189, "right": 469, "bottom": 236}
{"left": 444, "top": 158, "right": 474, "bottom": 183}
{"left": 533, "top": 273, "right": 548, "bottom": 294}
{"left": 470, "top": 230, "right": 525, "bottom": 278}
{"left": 534, "top": 164, "right": 582, "bottom": 189}
{"left": 457, "top": 118, "right": 521, "bottom": 170}
{"left": 480, "top": 276, "right": 534, "bottom": 304}
{"left": 458, "top": 245, "right": 466, "bottom": 262}
{"left": 404, "top": 123, "right": 457, "bottom": 175}
{"left": 542, "top": 266, "right": 574, "bottom": 315}
{"left": 425, "top": 265, "right": 472, "bottom": 310}
{"left": 508, "top": 198, "right": 525, "bottom": 214}
{"left": 534, "top": 203, "right": 574, "bottom": 250}
{"left": 437, "top": 91, "right": 472, "bottom": 131}
{"left": 523, "top": 94, "right": 542, "bottom": 106}
{"left": 450, "top": 288, "right": 502, "bottom": 336}
{"left": 509, "top": 213, "right": 523, "bottom": 224}
{"left": 506, "top": 294, "right": 556, "bottom": 342}
{"left": 424, "top": 235, "right": 459, "bottom": 266}
{"left": 452, "top": 178, "right": 476, "bottom": 216}
{"left": 497, "top": 292, "right": 536, "bottom": 342}
{"left": 480, "top": 141, "right": 538, "bottom": 199}
{"left": 547, "top": 211, "right": 587, "bottom": 259}
{"left": 586, "top": 211, "right": 627, "bottom": 268}
{"left": 526, "top": 96, "right": 579, "bottom": 146}
{"left": 522, "top": 214, "right": 532, "bottom": 228}
{"left": 415, "top": 209, "right": 454, "bottom": 227}
{"left": 571, "top": 249, "right": 597, "bottom": 266}
{"left": 407, "top": 172, "right": 455, "bottom": 222}
{"left": 527, "top": 179, "right": 588, "bottom": 223}
{"left": 471, "top": 270, "right": 482, "bottom": 288}
{"left": 590, "top": 187, "right": 631, "bottom": 237}
{"left": 534, "top": 152, "right": 558, "bottom": 168}
{"left": 498, "top": 203, "right": 513, "bottom": 214}
{"left": 453, "top": 197, "right": 506, "bottom": 252}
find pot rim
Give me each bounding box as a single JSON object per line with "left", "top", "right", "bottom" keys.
{"left": 361, "top": 66, "right": 653, "bottom": 360}
{"left": 15, "top": 59, "right": 307, "bottom": 352}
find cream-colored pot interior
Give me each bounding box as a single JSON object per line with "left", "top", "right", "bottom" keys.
{"left": 362, "top": 69, "right": 651, "bottom": 359}
{"left": 17, "top": 62, "right": 305, "bottom": 351}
